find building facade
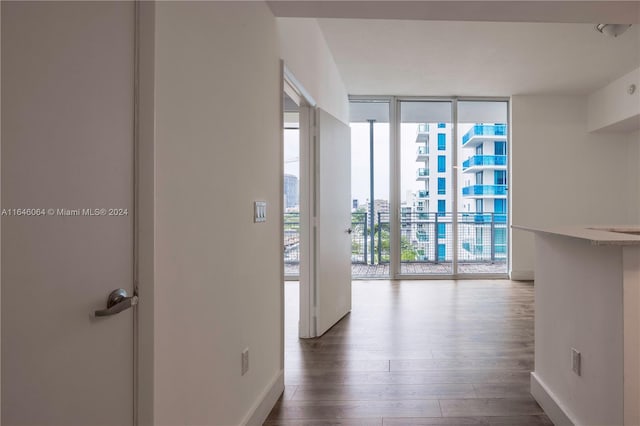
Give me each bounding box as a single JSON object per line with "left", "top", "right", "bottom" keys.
{"left": 401, "top": 122, "right": 507, "bottom": 264}
{"left": 284, "top": 174, "right": 299, "bottom": 210}
{"left": 459, "top": 123, "right": 508, "bottom": 261}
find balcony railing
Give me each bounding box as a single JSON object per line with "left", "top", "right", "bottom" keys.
{"left": 417, "top": 189, "right": 429, "bottom": 198}
{"left": 284, "top": 212, "right": 507, "bottom": 274}
{"left": 462, "top": 155, "right": 507, "bottom": 170}
{"left": 416, "top": 146, "right": 429, "bottom": 161}
{"left": 462, "top": 124, "right": 507, "bottom": 146}
{"left": 284, "top": 213, "right": 301, "bottom": 265}
{"left": 462, "top": 184, "right": 507, "bottom": 196}
{"left": 416, "top": 168, "right": 430, "bottom": 179}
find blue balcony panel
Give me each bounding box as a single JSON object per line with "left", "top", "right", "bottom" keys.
{"left": 462, "top": 155, "right": 507, "bottom": 171}
{"left": 416, "top": 168, "right": 430, "bottom": 180}
{"left": 461, "top": 213, "right": 508, "bottom": 223}
{"left": 417, "top": 190, "right": 429, "bottom": 198}
{"left": 462, "top": 184, "right": 508, "bottom": 196}
{"left": 462, "top": 124, "right": 507, "bottom": 146}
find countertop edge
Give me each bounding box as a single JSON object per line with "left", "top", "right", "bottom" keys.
{"left": 512, "top": 225, "right": 640, "bottom": 246}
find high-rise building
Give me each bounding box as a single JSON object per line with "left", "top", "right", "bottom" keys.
{"left": 459, "top": 123, "right": 508, "bottom": 259}
{"left": 411, "top": 122, "right": 453, "bottom": 261}
{"left": 283, "top": 174, "right": 299, "bottom": 210}
{"left": 405, "top": 122, "right": 507, "bottom": 263}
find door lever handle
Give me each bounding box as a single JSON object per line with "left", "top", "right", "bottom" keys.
{"left": 95, "top": 288, "right": 138, "bottom": 317}
{"left": 346, "top": 228, "right": 353, "bottom": 234}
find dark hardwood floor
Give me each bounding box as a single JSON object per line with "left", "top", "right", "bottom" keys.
{"left": 265, "top": 280, "right": 552, "bottom": 426}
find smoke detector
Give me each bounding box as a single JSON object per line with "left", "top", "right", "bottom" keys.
{"left": 595, "top": 24, "right": 632, "bottom": 38}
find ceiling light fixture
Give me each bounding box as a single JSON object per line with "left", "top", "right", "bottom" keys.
{"left": 595, "top": 24, "right": 632, "bottom": 38}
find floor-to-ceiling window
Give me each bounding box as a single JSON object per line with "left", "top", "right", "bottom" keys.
{"left": 349, "top": 100, "right": 391, "bottom": 278}
{"left": 350, "top": 97, "right": 509, "bottom": 279}
{"left": 456, "top": 100, "right": 509, "bottom": 275}
{"left": 399, "top": 101, "right": 453, "bottom": 275}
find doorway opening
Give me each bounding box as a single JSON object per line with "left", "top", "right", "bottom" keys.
{"left": 283, "top": 93, "right": 301, "bottom": 279}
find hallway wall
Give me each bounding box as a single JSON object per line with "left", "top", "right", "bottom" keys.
{"left": 153, "top": 2, "right": 282, "bottom": 424}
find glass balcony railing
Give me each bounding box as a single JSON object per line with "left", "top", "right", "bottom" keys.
{"left": 417, "top": 189, "right": 429, "bottom": 198}
{"left": 462, "top": 184, "right": 507, "bottom": 196}
{"left": 418, "top": 123, "right": 429, "bottom": 133}
{"left": 462, "top": 124, "right": 507, "bottom": 146}
{"left": 417, "top": 168, "right": 429, "bottom": 178}
{"left": 416, "top": 146, "right": 429, "bottom": 156}
{"left": 462, "top": 155, "right": 507, "bottom": 170}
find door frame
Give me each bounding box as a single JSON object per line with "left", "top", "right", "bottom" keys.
{"left": 281, "top": 65, "right": 317, "bottom": 339}
{"left": 349, "top": 95, "right": 511, "bottom": 280}
{"left": 135, "top": 1, "right": 155, "bottom": 425}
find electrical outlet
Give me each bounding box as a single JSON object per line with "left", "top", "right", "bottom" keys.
{"left": 571, "top": 348, "right": 581, "bottom": 376}
{"left": 241, "top": 348, "right": 249, "bottom": 376}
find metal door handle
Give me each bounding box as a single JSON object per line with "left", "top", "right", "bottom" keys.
{"left": 346, "top": 228, "right": 352, "bottom": 234}
{"left": 95, "top": 288, "right": 138, "bottom": 317}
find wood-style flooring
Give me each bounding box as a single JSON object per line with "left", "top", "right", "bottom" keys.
{"left": 265, "top": 280, "right": 552, "bottom": 426}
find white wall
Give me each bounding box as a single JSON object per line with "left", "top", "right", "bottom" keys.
{"left": 277, "top": 18, "right": 349, "bottom": 123}
{"left": 511, "top": 95, "right": 638, "bottom": 278}
{"left": 628, "top": 130, "right": 640, "bottom": 224}
{"left": 587, "top": 66, "right": 640, "bottom": 133}
{"left": 153, "top": 2, "right": 282, "bottom": 425}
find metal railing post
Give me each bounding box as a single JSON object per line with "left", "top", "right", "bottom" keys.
{"left": 363, "top": 212, "right": 368, "bottom": 264}
{"left": 377, "top": 212, "right": 382, "bottom": 264}
{"left": 490, "top": 213, "right": 496, "bottom": 264}
{"left": 434, "top": 213, "right": 439, "bottom": 263}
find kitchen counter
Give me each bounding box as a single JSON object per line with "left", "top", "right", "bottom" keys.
{"left": 512, "top": 225, "right": 640, "bottom": 245}
{"left": 515, "top": 225, "right": 640, "bottom": 426}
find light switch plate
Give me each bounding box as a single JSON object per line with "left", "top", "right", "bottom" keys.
{"left": 571, "top": 348, "right": 581, "bottom": 376}
{"left": 254, "top": 201, "right": 266, "bottom": 223}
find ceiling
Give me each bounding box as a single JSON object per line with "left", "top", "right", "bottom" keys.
{"left": 316, "top": 19, "right": 640, "bottom": 96}
{"left": 268, "top": 1, "right": 639, "bottom": 24}
{"left": 269, "top": 1, "right": 640, "bottom": 96}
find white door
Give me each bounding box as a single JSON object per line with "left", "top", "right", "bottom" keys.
{"left": 2, "top": 2, "right": 135, "bottom": 425}
{"left": 314, "top": 109, "right": 352, "bottom": 336}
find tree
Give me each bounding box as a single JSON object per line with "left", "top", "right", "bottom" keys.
{"left": 371, "top": 222, "right": 418, "bottom": 263}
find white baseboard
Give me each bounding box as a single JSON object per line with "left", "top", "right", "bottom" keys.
{"left": 531, "top": 372, "right": 577, "bottom": 426}
{"left": 241, "top": 369, "right": 284, "bottom": 426}
{"left": 510, "top": 270, "right": 534, "bottom": 281}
